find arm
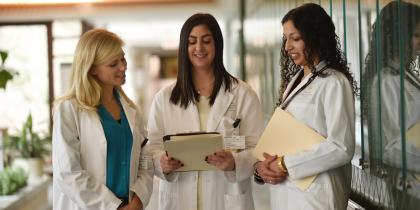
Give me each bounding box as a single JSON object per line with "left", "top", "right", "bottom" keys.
{"left": 130, "top": 113, "right": 153, "bottom": 208}
{"left": 52, "top": 101, "right": 122, "bottom": 210}
{"left": 225, "top": 85, "right": 265, "bottom": 182}
{"left": 147, "top": 92, "right": 180, "bottom": 181}
{"left": 284, "top": 76, "right": 355, "bottom": 180}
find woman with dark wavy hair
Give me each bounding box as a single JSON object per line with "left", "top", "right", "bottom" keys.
{"left": 254, "top": 3, "right": 356, "bottom": 210}
{"left": 148, "top": 13, "right": 264, "bottom": 210}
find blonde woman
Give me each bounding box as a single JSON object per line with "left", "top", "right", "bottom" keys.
{"left": 52, "top": 29, "right": 152, "bottom": 210}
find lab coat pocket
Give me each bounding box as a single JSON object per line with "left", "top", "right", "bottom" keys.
{"left": 223, "top": 191, "right": 253, "bottom": 210}
{"left": 302, "top": 182, "right": 330, "bottom": 210}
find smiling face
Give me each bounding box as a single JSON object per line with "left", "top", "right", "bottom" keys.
{"left": 90, "top": 51, "right": 127, "bottom": 88}
{"left": 188, "top": 24, "right": 216, "bottom": 71}
{"left": 282, "top": 20, "right": 308, "bottom": 67}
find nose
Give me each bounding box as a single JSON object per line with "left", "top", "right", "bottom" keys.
{"left": 119, "top": 61, "right": 127, "bottom": 72}
{"left": 195, "top": 41, "right": 204, "bottom": 51}
{"left": 284, "top": 39, "right": 292, "bottom": 52}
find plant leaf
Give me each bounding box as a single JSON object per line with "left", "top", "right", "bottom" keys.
{"left": 0, "top": 51, "right": 7, "bottom": 65}
{"left": 0, "top": 69, "right": 13, "bottom": 89}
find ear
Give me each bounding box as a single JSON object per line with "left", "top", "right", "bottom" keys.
{"left": 89, "top": 67, "right": 97, "bottom": 76}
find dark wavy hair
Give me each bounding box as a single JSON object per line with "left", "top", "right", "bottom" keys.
{"left": 361, "top": 1, "right": 420, "bottom": 180}
{"left": 364, "top": 1, "right": 420, "bottom": 81}
{"left": 279, "top": 3, "right": 357, "bottom": 97}
{"left": 170, "top": 13, "right": 237, "bottom": 109}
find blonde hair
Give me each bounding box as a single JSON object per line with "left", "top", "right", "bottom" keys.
{"left": 55, "top": 28, "right": 135, "bottom": 111}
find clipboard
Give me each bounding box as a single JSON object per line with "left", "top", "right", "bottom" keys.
{"left": 253, "top": 108, "right": 325, "bottom": 190}
{"left": 163, "top": 132, "right": 223, "bottom": 171}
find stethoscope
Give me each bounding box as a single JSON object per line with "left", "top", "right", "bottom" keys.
{"left": 278, "top": 65, "right": 329, "bottom": 110}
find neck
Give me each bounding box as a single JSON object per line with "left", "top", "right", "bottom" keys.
{"left": 193, "top": 68, "right": 215, "bottom": 96}
{"left": 303, "top": 57, "right": 321, "bottom": 77}
{"left": 303, "top": 66, "right": 311, "bottom": 77}
{"left": 101, "top": 86, "right": 115, "bottom": 104}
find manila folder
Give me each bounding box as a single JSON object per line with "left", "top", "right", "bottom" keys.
{"left": 164, "top": 132, "right": 223, "bottom": 171}
{"left": 406, "top": 120, "right": 420, "bottom": 149}
{"left": 253, "top": 108, "right": 325, "bottom": 190}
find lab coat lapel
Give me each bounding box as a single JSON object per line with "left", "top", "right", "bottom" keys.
{"left": 282, "top": 70, "right": 313, "bottom": 103}
{"left": 282, "top": 69, "right": 303, "bottom": 102}
{"left": 120, "top": 96, "right": 136, "bottom": 135}
{"left": 282, "top": 61, "right": 328, "bottom": 105}
{"left": 207, "top": 83, "right": 236, "bottom": 131}
{"left": 118, "top": 95, "right": 140, "bottom": 198}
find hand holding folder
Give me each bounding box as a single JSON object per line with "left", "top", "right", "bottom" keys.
{"left": 253, "top": 108, "right": 325, "bottom": 190}
{"left": 163, "top": 132, "right": 223, "bottom": 171}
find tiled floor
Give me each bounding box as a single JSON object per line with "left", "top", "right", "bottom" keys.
{"left": 145, "top": 177, "right": 364, "bottom": 210}
{"left": 45, "top": 177, "right": 362, "bottom": 210}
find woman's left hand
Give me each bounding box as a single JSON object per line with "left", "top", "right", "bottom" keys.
{"left": 126, "top": 194, "right": 143, "bottom": 210}
{"left": 205, "top": 150, "right": 235, "bottom": 171}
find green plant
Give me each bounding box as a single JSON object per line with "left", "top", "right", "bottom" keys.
{"left": 0, "top": 50, "right": 18, "bottom": 90}
{"left": 4, "top": 114, "right": 51, "bottom": 159}
{"left": 0, "top": 167, "right": 28, "bottom": 195}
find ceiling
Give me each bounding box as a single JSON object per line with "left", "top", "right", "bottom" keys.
{"left": 0, "top": 0, "right": 239, "bottom": 23}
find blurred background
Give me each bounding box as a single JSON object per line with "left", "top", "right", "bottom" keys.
{"left": 0, "top": 0, "right": 418, "bottom": 210}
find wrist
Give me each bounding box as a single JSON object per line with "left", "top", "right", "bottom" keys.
{"left": 277, "top": 156, "right": 288, "bottom": 174}
{"left": 253, "top": 161, "right": 265, "bottom": 185}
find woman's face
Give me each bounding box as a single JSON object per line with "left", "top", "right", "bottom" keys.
{"left": 282, "top": 20, "right": 308, "bottom": 67}
{"left": 90, "top": 51, "right": 127, "bottom": 88}
{"left": 188, "top": 24, "right": 215, "bottom": 70}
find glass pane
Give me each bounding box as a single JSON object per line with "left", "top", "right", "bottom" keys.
{"left": 361, "top": 0, "right": 420, "bottom": 208}
{"left": 0, "top": 25, "right": 49, "bottom": 135}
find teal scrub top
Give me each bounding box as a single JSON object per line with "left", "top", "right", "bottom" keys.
{"left": 97, "top": 91, "right": 133, "bottom": 200}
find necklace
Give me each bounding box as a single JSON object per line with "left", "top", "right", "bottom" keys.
{"left": 195, "top": 79, "right": 214, "bottom": 95}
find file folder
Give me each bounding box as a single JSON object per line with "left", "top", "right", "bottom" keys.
{"left": 406, "top": 120, "right": 420, "bottom": 149}
{"left": 163, "top": 132, "right": 223, "bottom": 171}
{"left": 253, "top": 108, "right": 325, "bottom": 190}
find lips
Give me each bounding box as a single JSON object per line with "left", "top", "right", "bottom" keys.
{"left": 194, "top": 53, "right": 207, "bottom": 58}
{"left": 288, "top": 53, "right": 299, "bottom": 59}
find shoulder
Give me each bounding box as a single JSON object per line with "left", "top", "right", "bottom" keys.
{"left": 317, "top": 68, "right": 353, "bottom": 98}
{"left": 231, "top": 78, "right": 258, "bottom": 96}
{"left": 319, "top": 68, "right": 352, "bottom": 88}
{"left": 152, "top": 82, "right": 176, "bottom": 104}
{"left": 53, "top": 98, "right": 80, "bottom": 120}
{"left": 54, "top": 98, "right": 77, "bottom": 112}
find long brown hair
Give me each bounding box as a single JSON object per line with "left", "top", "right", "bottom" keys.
{"left": 280, "top": 3, "right": 358, "bottom": 97}
{"left": 170, "top": 13, "right": 237, "bottom": 109}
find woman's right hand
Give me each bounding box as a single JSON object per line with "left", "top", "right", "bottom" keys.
{"left": 255, "top": 153, "right": 288, "bottom": 185}
{"left": 160, "top": 152, "right": 183, "bottom": 174}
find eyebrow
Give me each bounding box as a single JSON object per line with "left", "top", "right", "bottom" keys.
{"left": 189, "top": 34, "right": 212, "bottom": 39}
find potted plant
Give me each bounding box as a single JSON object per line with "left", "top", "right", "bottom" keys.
{"left": 3, "top": 114, "right": 51, "bottom": 183}
{"left": 0, "top": 50, "right": 18, "bottom": 90}
{"left": 0, "top": 167, "right": 28, "bottom": 196}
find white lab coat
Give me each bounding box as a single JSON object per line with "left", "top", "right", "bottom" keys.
{"left": 148, "top": 79, "right": 264, "bottom": 210}
{"left": 371, "top": 63, "right": 420, "bottom": 172}
{"left": 270, "top": 61, "right": 355, "bottom": 210}
{"left": 371, "top": 63, "right": 420, "bottom": 199}
{"left": 52, "top": 95, "right": 153, "bottom": 210}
